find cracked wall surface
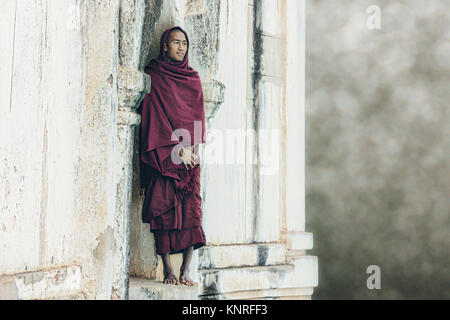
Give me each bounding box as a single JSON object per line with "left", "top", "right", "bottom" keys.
{"left": 0, "top": 0, "right": 122, "bottom": 299}
{"left": 1, "top": 0, "right": 315, "bottom": 300}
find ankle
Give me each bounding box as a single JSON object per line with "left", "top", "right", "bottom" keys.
{"left": 163, "top": 268, "right": 175, "bottom": 276}
{"left": 180, "top": 266, "right": 190, "bottom": 273}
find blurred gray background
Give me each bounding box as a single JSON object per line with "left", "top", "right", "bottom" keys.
{"left": 306, "top": 0, "right": 449, "bottom": 299}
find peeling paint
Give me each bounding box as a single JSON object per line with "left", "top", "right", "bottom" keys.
{"left": 0, "top": 278, "right": 19, "bottom": 299}
{"left": 21, "top": 271, "right": 46, "bottom": 286}
{"left": 94, "top": 226, "right": 116, "bottom": 261}
{"left": 0, "top": 0, "right": 315, "bottom": 300}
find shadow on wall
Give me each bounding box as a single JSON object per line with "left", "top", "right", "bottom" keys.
{"left": 306, "top": 0, "right": 450, "bottom": 299}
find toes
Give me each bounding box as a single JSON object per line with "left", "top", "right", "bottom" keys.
{"left": 180, "top": 278, "right": 194, "bottom": 286}
{"left": 164, "top": 278, "right": 179, "bottom": 285}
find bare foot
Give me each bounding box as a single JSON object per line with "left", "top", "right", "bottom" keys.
{"left": 163, "top": 270, "right": 180, "bottom": 285}
{"left": 179, "top": 268, "right": 194, "bottom": 286}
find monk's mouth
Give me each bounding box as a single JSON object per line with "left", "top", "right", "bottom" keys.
{"left": 177, "top": 52, "right": 184, "bottom": 57}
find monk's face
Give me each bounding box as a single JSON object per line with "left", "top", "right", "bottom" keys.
{"left": 164, "top": 30, "right": 187, "bottom": 63}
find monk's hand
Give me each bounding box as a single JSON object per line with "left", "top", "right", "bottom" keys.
{"left": 179, "top": 147, "right": 196, "bottom": 170}
{"left": 191, "top": 145, "right": 199, "bottom": 165}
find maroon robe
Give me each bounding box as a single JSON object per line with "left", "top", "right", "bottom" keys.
{"left": 138, "top": 26, "right": 207, "bottom": 255}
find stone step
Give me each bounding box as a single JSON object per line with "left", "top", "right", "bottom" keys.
{"left": 286, "top": 231, "right": 313, "bottom": 251}
{"left": 200, "top": 287, "right": 314, "bottom": 300}
{"left": 198, "top": 256, "right": 317, "bottom": 296}
{"left": 154, "top": 252, "right": 200, "bottom": 284}
{"left": 53, "top": 293, "right": 86, "bottom": 300}
{"left": 0, "top": 266, "right": 83, "bottom": 300}
{"left": 129, "top": 277, "right": 200, "bottom": 300}
{"left": 198, "top": 243, "right": 287, "bottom": 269}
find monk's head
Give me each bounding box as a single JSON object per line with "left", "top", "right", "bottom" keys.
{"left": 164, "top": 29, "right": 188, "bottom": 63}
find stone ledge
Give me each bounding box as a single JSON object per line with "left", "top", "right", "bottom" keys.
{"left": 199, "top": 257, "right": 317, "bottom": 296}
{"left": 154, "top": 252, "right": 200, "bottom": 284}
{"left": 0, "top": 265, "right": 82, "bottom": 300}
{"left": 286, "top": 231, "right": 313, "bottom": 251}
{"left": 54, "top": 293, "right": 86, "bottom": 300}
{"left": 198, "top": 243, "right": 286, "bottom": 269}
{"left": 118, "top": 65, "right": 151, "bottom": 93}
{"left": 129, "top": 277, "right": 200, "bottom": 300}
{"left": 199, "top": 287, "right": 314, "bottom": 300}
{"left": 118, "top": 65, "right": 151, "bottom": 112}
{"left": 117, "top": 109, "right": 141, "bottom": 126}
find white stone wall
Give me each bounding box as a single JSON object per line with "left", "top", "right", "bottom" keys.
{"left": 1, "top": 0, "right": 316, "bottom": 300}
{"left": 201, "top": 0, "right": 253, "bottom": 244}
{"left": 284, "top": 0, "right": 306, "bottom": 234}
{"left": 0, "top": 0, "right": 123, "bottom": 299}
{"left": 0, "top": 0, "right": 84, "bottom": 274}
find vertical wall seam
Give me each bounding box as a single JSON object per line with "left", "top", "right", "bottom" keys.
{"left": 39, "top": 0, "right": 49, "bottom": 267}
{"left": 8, "top": 0, "right": 18, "bottom": 113}
{"left": 251, "top": 1, "right": 262, "bottom": 243}
{"left": 39, "top": 122, "right": 49, "bottom": 266}
{"left": 280, "top": 0, "right": 288, "bottom": 240}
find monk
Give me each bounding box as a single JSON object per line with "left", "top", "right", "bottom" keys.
{"left": 137, "top": 26, "right": 207, "bottom": 286}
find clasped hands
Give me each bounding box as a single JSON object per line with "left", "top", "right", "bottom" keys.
{"left": 179, "top": 145, "right": 199, "bottom": 170}
{"left": 140, "top": 145, "right": 198, "bottom": 196}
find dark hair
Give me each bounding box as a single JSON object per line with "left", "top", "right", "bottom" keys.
{"left": 166, "top": 27, "right": 187, "bottom": 47}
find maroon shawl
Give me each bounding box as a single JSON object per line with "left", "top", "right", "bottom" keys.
{"left": 138, "top": 26, "right": 206, "bottom": 220}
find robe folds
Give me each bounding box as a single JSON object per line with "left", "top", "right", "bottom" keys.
{"left": 138, "top": 26, "right": 207, "bottom": 255}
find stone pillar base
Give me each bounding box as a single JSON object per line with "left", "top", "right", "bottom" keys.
{"left": 0, "top": 266, "right": 83, "bottom": 300}
{"left": 129, "top": 278, "right": 200, "bottom": 300}
{"left": 197, "top": 242, "right": 317, "bottom": 300}
{"left": 128, "top": 238, "right": 317, "bottom": 300}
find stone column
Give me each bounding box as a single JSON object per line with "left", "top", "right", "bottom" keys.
{"left": 281, "top": 0, "right": 315, "bottom": 259}
{"left": 253, "top": 0, "right": 283, "bottom": 243}
{"left": 111, "top": 66, "right": 148, "bottom": 299}
{"left": 196, "top": 0, "right": 317, "bottom": 300}
{"left": 112, "top": 0, "right": 159, "bottom": 299}
{"left": 281, "top": 0, "right": 318, "bottom": 297}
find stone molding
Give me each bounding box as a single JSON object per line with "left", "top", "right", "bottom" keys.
{"left": 0, "top": 266, "right": 83, "bottom": 300}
